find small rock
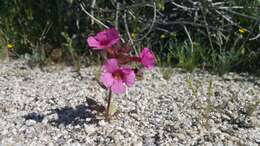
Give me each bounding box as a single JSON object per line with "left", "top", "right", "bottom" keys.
{"left": 204, "top": 142, "right": 213, "bottom": 146}
{"left": 57, "top": 135, "right": 66, "bottom": 145}
{"left": 133, "top": 140, "right": 143, "bottom": 146}
{"left": 25, "top": 119, "right": 36, "bottom": 126}
{"left": 42, "top": 117, "right": 49, "bottom": 125}
{"left": 1, "top": 129, "right": 9, "bottom": 135}
{"left": 215, "top": 142, "right": 224, "bottom": 146}
{"left": 98, "top": 120, "right": 106, "bottom": 126}
{"left": 85, "top": 118, "right": 91, "bottom": 122}
{"left": 25, "top": 127, "right": 35, "bottom": 138}
{"left": 143, "top": 136, "right": 155, "bottom": 146}
{"left": 84, "top": 124, "right": 96, "bottom": 135}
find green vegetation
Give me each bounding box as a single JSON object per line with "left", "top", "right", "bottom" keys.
{"left": 0, "top": 0, "right": 259, "bottom": 75}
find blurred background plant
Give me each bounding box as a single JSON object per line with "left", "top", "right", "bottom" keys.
{"left": 0, "top": 0, "right": 259, "bottom": 75}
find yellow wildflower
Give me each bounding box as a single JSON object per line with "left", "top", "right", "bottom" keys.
{"left": 239, "top": 28, "right": 247, "bottom": 34}
{"left": 7, "top": 43, "right": 14, "bottom": 49}
{"left": 160, "top": 34, "right": 166, "bottom": 39}
{"left": 131, "top": 33, "right": 136, "bottom": 38}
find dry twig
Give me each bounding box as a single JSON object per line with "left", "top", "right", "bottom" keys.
{"left": 80, "top": 2, "right": 109, "bottom": 29}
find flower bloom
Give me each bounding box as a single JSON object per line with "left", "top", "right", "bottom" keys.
{"left": 7, "top": 43, "right": 14, "bottom": 49}
{"left": 139, "top": 48, "right": 155, "bottom": 70}
{"left": 87, "top": 28, "right": 120, "bottom": 50}
{"left": 100, "top": 59, "right": 135, "bottom": 94}
{"left": 131, "top": 33, "right": 136, "bottom": 38}
{"left": 160, "top": 34, "right": 166, "bottom": 39}
{"left": 239, "top": 28, "right": 246, "bottom": 34}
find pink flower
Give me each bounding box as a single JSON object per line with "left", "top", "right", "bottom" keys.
{"left": 100, "top": 59, "right": 135, "bottom": 94}
{"left": 139, "top": 48, "right": 155, "bottom": 70}
{"left": 87, "top": 28, "right": 120, "bottom": 50}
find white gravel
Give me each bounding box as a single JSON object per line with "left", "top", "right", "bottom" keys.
{"left": 0, "top": 60, "right": 259, "bottom": 146}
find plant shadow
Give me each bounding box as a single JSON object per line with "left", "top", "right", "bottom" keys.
{"left": 222, "top": 75, "right": 260, "bottom": 87}
{"left": 23, "top": 112, "right": 44, "bottom": 122}
{"left": 23, "top": 97, "right": 105, "bottom": 127}
{"left": 49, "top": 97, "right": 106, "bottom": 126}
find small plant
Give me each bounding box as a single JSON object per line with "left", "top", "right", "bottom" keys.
{"left": 186, "top": 77, "right": 198, "bottom": 97}
{"left": 174, "top": 42, "right": 201, "bottom": 72}
{"left": 210, "top": 51, "right": 240, "bottom": 75}
{"left": 160, "top": 67, "right": 174, "bottom": 81}
{"left": 62, "top": 32, "right": 81, "bottom": 73}
{"left": 86, "top": 28, "right": 155, "bottom": 122}
{"left": 245, "top": 99, "right": 260, "bottom": 117}
{"left": 203, "top": 79, "right": 214, "bottom": 128}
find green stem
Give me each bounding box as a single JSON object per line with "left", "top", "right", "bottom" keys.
{"left": 105, "top": 89, "right": 112, "bottom": 122}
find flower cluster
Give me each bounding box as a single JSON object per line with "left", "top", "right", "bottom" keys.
{"left": 87, "top": 28, "right": 155, "bottom": 94}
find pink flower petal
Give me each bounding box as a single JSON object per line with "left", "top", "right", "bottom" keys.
{"left": 100, "top": 72, "right": 114, "bottom": 88}
{"left": 96, "top": 31, "right": 107, "bottom": 42}
{"left": 106, "top": 28, "right": 120, "bottom": 47}
{"left": 102, "top": 59, "right": 119, "bottom": 73}
{"left": 111, "top": 79, "right": 125, "bottom": 94}
{"left": 121, "top": 67, "right": 135, "bottom": 87}
{"left": 94, "top": 28, "right": 120, "bottom": 48}
{"left": 139, "top": 48, "right": 155, "bottom": 70}
{"left": 107, "top": 39, "right": 120, "bottom": 48}
{"left": 107, "top": 28, "right": 119, "bottom": 37}
{"left": 87, "top": 36, "right": 103, "bottom": 49}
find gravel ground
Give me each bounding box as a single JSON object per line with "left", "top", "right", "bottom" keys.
{"left": 0, "top": 60, "right": 259, "bottom": 146}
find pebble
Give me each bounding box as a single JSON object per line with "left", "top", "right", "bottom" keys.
{"left": 133, "top": 140, "right": 143, "bottom": 146}
{"left": 98, "top": 120, "right": 106, "bottom": 126}
{"left": 25, "top": 120, "right": 36, "bottom": 126}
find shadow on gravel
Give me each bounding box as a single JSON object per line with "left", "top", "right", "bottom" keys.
{"left": 22, "top": 97, "right": 105, "bottom": 127}
{"left": 223, "top": 75, "right": 260, "bottom": 87}
{"left": 23, "top": 112, "right": 44, "bottom": 122}
{"left": 49, "top": 97, "right": 105, "bottom": 127}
